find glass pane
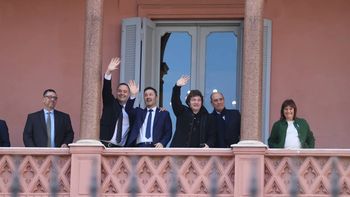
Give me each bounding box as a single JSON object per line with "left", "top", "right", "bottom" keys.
{"left": 160, "top": 32, "right": 192, "bottom": 136}
{"left": 204, "top": 32, "right": 238, "bottom": 112}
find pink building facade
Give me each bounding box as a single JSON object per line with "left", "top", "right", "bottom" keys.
{"left": 1, "top": 1, "right": 350, "bottom": 196}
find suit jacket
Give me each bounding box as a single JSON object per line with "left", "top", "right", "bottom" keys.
{"left": 125, "top": 98, "right": 172, "bottom": 147}
{"left": 209, "top": 108, "right": 241, "bottom": 148}
{"left": 23, "top": 110, "right": 74, "bottom": 147}
{"left": 100, "top": 78, "right": 134, "bottom": 143}
{"left": 0, "top": 119, "right": 10, "bottom": 147}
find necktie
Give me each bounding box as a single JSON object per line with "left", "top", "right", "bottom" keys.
{"left": 116, "top": 106, "right": 123, "bottom": 143}
{"left": 145, "top": 109, "right": 153, "bottom": 139}
{"left": 46, "top": 112, "right": 51, "bottom": 147}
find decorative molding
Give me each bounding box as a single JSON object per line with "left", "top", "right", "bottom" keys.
{"left": 137, "top": 0, "right": 245, "bottom": 19}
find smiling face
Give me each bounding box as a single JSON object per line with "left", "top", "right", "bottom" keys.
{"left": 144, "top": 89, "right": 157, "bottom": 108}
{"left": 189, "top": 96, "right": 202, "bottom": 114}
{"left": 116, "top": 84, "right": 130, "bottom": 105}
{"left": 211, "top": 92, "right": 225, "bottom": 112}
{"left": 283, "top": 106, "right": 295, "bottom": 121}
{"left": 43, "top": 91, "right": 58, "bottom": 111}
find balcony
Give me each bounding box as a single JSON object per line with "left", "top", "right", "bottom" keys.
{"left": 0, "top": 144, "right": 349, "bottom": 196}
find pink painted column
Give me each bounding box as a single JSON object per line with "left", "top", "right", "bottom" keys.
{"left": 70, "top": 1, "right": 105, "bottom": 196}
{"left": 233, "top": 143, "right": 267, "bottom": 197}
{"left": 79, "top": 0, "right": 104, "bottom": 141}
{"left": 241, "top": 0, "right": 264, "bottom": 141}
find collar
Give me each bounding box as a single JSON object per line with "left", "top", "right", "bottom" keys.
{"left": 147, "top": 106, "right": 157, "bottom": 112}
{"left": 43, "top": 109, "right": 55, "bottom": 114}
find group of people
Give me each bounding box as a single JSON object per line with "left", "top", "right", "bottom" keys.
{"left": 0, "top": 57, "right": 315, "bottom": 149}
{"left": 99, "top": 57, "right": 241, "bottom": 148}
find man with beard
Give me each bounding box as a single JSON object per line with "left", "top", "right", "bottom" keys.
{"left": 23, "top": 89, "right": 74, "bottom": 147}
{"left": 125, "top": 81, "right": 172, "bottom": 147}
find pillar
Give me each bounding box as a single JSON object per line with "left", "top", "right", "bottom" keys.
{"left": 241, "top": 0, "right": 264, "bottom": 141}
{"left": 79, "top": 0, "right": 104, "bottom": 141}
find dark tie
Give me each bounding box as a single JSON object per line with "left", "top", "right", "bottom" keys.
{"left": 46, "top": 112, "right": 51, "bottom": 147}
{"left": 116, "top": 106, "right": 123, "bottom": 143}
{"left": 145, "top": 109, "right": 153, "bottom": 139}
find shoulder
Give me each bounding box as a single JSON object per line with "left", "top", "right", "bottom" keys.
{"left": 272, "top": 119, "right": 285, "bottom": 127}
{"left": 295, "top": 118, "right": 309, "bottom": 126}
{"left": 156, "top": 108, "right": 170, "bottom": 115}
{"left": 0, "top": 120, "right": 6, "bottom": 127}
{"left": 28, "top": 110, "right": 44, "bottom": 117}
{"left": 54, "top": 110, "right": 70, "bottom": 117}
{"left": 226, "top": 109, "right": 241, "bottom": 115}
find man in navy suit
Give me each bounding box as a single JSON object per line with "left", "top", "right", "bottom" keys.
{"left": 209, "top": 92, "right": 241, "bottom": 148}
{"left": 23, "top": 89, "right": 74, "bottom": 147}
{"left": 125, "top": 81, "right": 172, "bottom": 148}
{"left": 0, "top": 119, "right": 10, "bottom": 147}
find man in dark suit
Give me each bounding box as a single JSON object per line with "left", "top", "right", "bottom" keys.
{"left": 23, "top": 89, "right": 74, "bottom": 147}
{"left": 209, "top": 92, "right": 241, "bottom": 148}
{"left": 100, "top": 57, "right": 134, "bottom": 147}
{"left": 0, "top": 119, "right": 10, "bottom": 147}
{"left": 125, "top": 81, "right": 172, "bottom": 148}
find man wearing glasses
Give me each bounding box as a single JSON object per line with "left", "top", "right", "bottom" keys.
{"left": 23, "top": 89, "right": 74, "bottom": 147}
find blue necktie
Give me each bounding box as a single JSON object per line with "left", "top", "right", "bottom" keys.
{"left": 145, "top": 109, "right": 153, "bottom": 139}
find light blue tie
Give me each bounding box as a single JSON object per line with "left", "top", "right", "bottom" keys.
{"left": 46, "top": 112, "right": 51, "bottom": 147}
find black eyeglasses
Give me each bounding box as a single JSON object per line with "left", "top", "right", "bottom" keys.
{"left": 45, "top": 95, "right": 58, "bottom": 100}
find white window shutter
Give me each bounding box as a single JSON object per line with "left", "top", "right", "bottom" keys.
{"left": 262, "top": 19, "right": 272, "bottom": 144}
{"left": 120, "top": 17, "right": 142, "bottom": 85}
{"left": 121, "top": 17, "right": 155, "bottom": 107}
{"left": 140, "top": 18, "right": 156, "bottom": 93}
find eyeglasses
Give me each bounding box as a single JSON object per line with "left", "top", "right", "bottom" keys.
{"left": 44, "top": 95, "right": 58, "bottom": 100}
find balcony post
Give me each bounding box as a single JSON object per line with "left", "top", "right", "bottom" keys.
{"left": 241, "top": 0, "right": 264, "bottom": 141}
{"left": 79, "top": 0, "right": 104, "bottom": 142}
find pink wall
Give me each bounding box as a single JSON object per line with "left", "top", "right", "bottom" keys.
{"left": 264, "top": 0, "right": 350, "bottom": 148}
{"left": 0, "top": 0, "right": 134, "bottom": 146}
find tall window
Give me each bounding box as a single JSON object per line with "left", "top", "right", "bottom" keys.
{"left": 120, "top": 18, "right": 271, "bottom": 142}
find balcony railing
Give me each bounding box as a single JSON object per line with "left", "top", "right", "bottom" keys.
{"left": 0, "top": 144, "right": 349, "bottom": 196}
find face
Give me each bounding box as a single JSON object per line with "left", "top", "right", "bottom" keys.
{"left": 211, "top": 93, "right": 225, "bottom": 112}
{"left": 43, "top": 91, "right": 58, "bottom": 111}
{"left": 189, "top": 96, "right": 202, "bottom": 113}
{"left": 283, "top": 106, "right": 295, "bottom": 121}
{"left": 116, "top": 84, "right": 130, "bottom": 104}
{"left": 144, "top": 89, "right": 157, "bottom": 108}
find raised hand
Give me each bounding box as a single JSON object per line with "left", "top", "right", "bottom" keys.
{"left": 106, "top": 57, "right": 121, "bottom": 75}
{"left": 176, "top": 75, "right": 190, "bottom": 87}
{"left": 128, "top": 80, "right": 139, "bottom": 97}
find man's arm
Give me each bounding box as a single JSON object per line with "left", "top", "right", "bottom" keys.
{"left": 0, "top": 120, "right": 10, "bottom": 147}
{"left": 23, "top": 115, "right": 35, "bottom": 147}
{"left": 61, "top": 114, "right": 74, "bottom": 147}
{"left": 171, "top": 75, "right": 190, "bottom": 116}
{"left": 156, "top": 112, "right": 172, "bottom": 148}
{"left": 103, "top": 57, "right": 121, "bottom": 105}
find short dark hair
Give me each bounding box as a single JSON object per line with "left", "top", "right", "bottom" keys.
{"left": 144, "top": 86, "right": 157, "bottom": 96}
{"left": 185, "top": 89, "right": 203, "bottom": 106}
{"left": 280, "top": 99, "right": 297, "bottom": 120}
{"left": 117, "top": 83, "right": 130, "bottom": 91}
{"left": 43, "top": 89, "right": 56, "bottom": 97}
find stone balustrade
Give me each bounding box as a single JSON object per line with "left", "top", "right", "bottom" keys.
{"left": 0, "top": 146, "right": 349, "bottom": 196}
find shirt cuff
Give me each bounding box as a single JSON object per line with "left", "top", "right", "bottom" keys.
{"left": 104, "top": 73, "right": 112, "bottom": 80}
